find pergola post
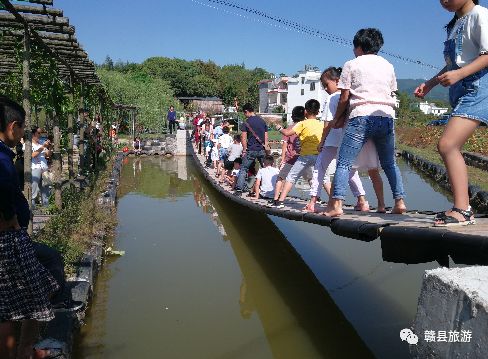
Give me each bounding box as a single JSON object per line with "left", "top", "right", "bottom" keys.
{"left": 52, "top": 112, "right": 62, "bottom": 210}
{"left": 67, "top": 75, "right": 74, "bottom": 187}
{"left": 78, "top": 88, "right": 85, "bottom": 171}
{"left": 22, "top": 24, "right": 33, "bottom": 235}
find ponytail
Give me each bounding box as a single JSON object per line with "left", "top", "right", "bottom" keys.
{"left": 445, "top": 0, "right": 479, "bottom": 35}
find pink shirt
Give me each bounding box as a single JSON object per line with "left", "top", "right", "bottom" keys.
{"left": 338, "top": 54, "right": 397, "bottom": 119}
{"left": 281, "top": 125, "right": 300, "bottom": 165}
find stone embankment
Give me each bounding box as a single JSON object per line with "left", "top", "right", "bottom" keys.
{"left": 35, "top": 153, "right": 125, "bottom": 358}
{"left": 127, "top": 135, "right": 177, "bottom": 156}
{"left": 401, "top": 150, "right": 488, "bottom": 213}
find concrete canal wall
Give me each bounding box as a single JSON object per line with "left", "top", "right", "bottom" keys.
{"left": 411, "top": 267, "right": 488, "bottom": 359}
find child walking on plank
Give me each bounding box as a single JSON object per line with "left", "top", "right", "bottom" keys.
{"left": 415, "top": 0, "right": 488, "bottom": 227}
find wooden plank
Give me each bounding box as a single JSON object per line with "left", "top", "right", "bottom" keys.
{"left": 190, "top": 142, "right": 488, "bottom": 238}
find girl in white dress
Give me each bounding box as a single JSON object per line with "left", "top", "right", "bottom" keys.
{"left": 353, "top": 140, "right": 386, "bottom": 213}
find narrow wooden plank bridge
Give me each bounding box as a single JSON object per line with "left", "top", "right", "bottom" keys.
{"left": 190, "top": 145, "right": 488, "bottom": 266}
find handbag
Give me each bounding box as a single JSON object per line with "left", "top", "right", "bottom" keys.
{"left": 244, "top": 121, "right": 271, "bottom": 155}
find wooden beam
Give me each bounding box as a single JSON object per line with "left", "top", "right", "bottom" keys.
{"left": 0, "top": 20, "right": 75, "bottom": 34}
{"left": 0, "top": 47, "right": 88, "bottom": 58}
{"left": 0, "top": 12, "right": 70, "bottom": 26}
{"left": 4, "top": 29, "right": 77, "bottom": 42}
{"left": 21, "top": 0, "right": 53, "bottom": 5}
{"left": 12, "top": 4, "right": 63, "bottom": 17}
{"left": 2, "top": 35, "right": 81, "bottom": 48}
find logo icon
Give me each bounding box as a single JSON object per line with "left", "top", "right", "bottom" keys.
{"left": 400, "top": 328, "right": 419, "bottom": 345}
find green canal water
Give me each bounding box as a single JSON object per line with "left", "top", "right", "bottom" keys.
{"left": 73, "top": 156, "right": 456, "bottom": 359}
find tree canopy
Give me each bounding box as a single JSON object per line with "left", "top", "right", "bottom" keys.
{"left": 98, "top": 56, "right": 272, "bottom": 121}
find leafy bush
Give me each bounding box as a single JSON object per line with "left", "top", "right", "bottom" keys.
{"left": 35, "top": 161, "right": 117, "bottom": 273}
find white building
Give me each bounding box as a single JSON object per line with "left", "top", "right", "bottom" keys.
{"left": 413, "top": 101, "right": 449, "bottom": 116}
{"left": 258, "top": 76, "right": 288, "bottom": 114}
{"left": 286, "top": 65, "right": 327, "bottom": 124}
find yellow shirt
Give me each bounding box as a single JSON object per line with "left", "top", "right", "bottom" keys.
{"left": 292, "top": 118, "right": 324, "bottom": 156}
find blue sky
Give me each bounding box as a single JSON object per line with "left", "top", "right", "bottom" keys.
{"left": 55, "top": 0, "right": 473, "bottom": 80}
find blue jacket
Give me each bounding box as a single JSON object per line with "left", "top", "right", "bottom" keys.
{"left": 0, "top": 140, "right": 30, "bottom": 227}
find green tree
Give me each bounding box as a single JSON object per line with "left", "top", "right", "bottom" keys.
{"left": 97, "top": 68, "right": 178, "bottom": 131}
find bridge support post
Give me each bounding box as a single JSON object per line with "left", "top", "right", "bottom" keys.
{"left": 175, "top": 129, "right": 191, "bottom": 156}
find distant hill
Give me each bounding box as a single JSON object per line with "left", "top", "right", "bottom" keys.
{"left": 397, "top": 79, "right": 449, "bottom": 102}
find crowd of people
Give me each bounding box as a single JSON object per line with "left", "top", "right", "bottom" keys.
{"left": 195, "top": 13, "right": 486, "bottom": 228}
{"left": 191, "top": 29, "right": 407, "bottom": 218}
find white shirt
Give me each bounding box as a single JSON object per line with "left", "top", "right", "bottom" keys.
{"left": 31, "top": 142, "right": 48, "bottom": 170}
{"left": 218, "top": 134, "right": 233, "bottom": 149}
{"left": 227, "top": 143, "right": 243, "bottom": 161}
{"left": 338, "top": 55, "right": 397, "bottom": 119}
{"left": 449, "top": 5, "right": 488, "bottom": 67}
{"left": 322, "top": 92, "right": 343, "bottom": 148}
{"left": 256, "top": 166, "right": 279, "bottom": 197}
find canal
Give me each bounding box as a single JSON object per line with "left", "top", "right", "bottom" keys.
{"left": 73, "top": 156, "right": 457, "bottom": 359}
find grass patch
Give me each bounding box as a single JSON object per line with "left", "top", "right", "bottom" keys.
{"left": 397, "top": 126, "right": 488, "bottom": 156}
{"left": 397, "top": 143, "right": 488, "bottom": 191}
{"left": 34, "top": 161, "right": 117, "bottom": 274}
{"left": 268, "top": 130, "right": 282, "bottom": 142}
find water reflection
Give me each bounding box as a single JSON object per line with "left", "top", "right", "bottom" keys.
{"left": 191, "top": 167, "right": 375, "bottom": 358}
{"left": 74, "top": 157, "right": 376, "bottom": 359}
{"left": 118, "top": 156, "right": 195, "bottom": 201}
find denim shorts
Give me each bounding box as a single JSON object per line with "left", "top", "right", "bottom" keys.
{"left": 450, "top": 69, "right": 488, "bottom": 125}
{"left": 219, "top": 148, "right": 228, "bottom": 161}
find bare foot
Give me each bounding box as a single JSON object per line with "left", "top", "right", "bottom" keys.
{"left": 376, "top": 203, "right": 386, "bottom": 213}
{"left": 391, "top": 199, "right": 407, "bottom": 214}
{"left": 391, "top": 206, "right": 407, "bottom": 214}
{"left": 303, "top": 202, "right": 316, "bottom": 212}
{"left": 321, "top": 208, "right": 343, "bottom": 217}
{"left": 321, "top": 199, "right": 344, "bottom": 217}
{"left": 354, "top": 201, "right": 370, "bottom": 212}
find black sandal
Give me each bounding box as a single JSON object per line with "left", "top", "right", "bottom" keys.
{"left": 434, "top": 207, "right": 476, "bottom": 227}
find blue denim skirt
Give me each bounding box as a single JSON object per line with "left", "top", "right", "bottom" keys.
{"left": 450, "top": 69, "right": 488, "bottom": 125}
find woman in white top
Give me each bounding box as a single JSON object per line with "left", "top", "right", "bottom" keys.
{"left": 31, "top": 127, "right": 52, "bottom": 207}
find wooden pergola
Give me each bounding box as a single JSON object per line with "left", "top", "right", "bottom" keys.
{"left": 0, "top": 0, "right": 127, "bottom": 232}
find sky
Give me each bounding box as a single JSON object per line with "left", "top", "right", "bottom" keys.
{"left": 53, "top": 0, "right": 472, "bottom": 80}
